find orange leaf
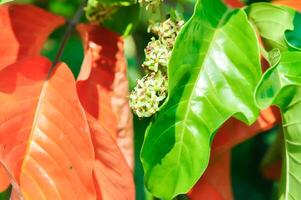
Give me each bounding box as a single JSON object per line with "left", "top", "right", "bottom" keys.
{"left": 0, "top": 146, "right": 10, "bottom": 192}
{"left": 188, "top": 151, "right": 232, "bottom": 200}
{"left": 0, "top": 58, "right": 96, "bottom": 199}
{"left": 0, "top": 159, "right": 23, "bottom": 198}
{"left": 212, "top": 107, "right": 280, "bottom": 153}
{"left": 0, "top": 164, "right": 10, "bottom": 192}
{"left": 0, "top": 57, "right": 51, "bottom": 192}
{"left": 87, "top": 114, "right": 135, "bottom": 200}
{"left": 76, "top": 24, "right": 134, "bottom": 169}
{"left": 274, "top": 0, "right": 301, "bottom": 12}
{"left": 0, "top": 4, "right": 64, "bottom": 191}
{"left": 223, "top": 0, "right": 244, "bottom": 7}
{"left": 190, "top": 107, "right": 280, "bottom": 199}
{"left": 0, "top": 4, "right": 64, "bottom": 70}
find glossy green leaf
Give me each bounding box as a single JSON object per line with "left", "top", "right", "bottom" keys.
{"left": 247, "top": 3, "right": 301, "bottom": 51}
{"left": 140, "top": 0, "right": 262, "bottom": 198}
{"left": 285, "top": 12, "right": 301, "bottom": 50}
{"left": 102, "top": 4, "right": 140, "bottom": 36}
{"left": 255, "top": 50, "right": 301, "bottom": 200}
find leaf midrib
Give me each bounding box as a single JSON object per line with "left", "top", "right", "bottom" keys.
{"left": 171, "top": 8, "right": 231, "bottom": 193}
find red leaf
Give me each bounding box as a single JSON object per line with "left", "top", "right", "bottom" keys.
{"left": 0, "top": 4, "right": 64, "bottom": 190}
{"left": 0, "top": 159, "right": 23, "bottom": 199}
{"left": 0, "top": 58, "right": 96, "bottom": 199}
{"left": 188, "top": 151, "right": 232, "bottom": 200}
{"left": 189, "top": 107, "right": 280, "bottom": 199}
{"left": 0, "top": 165, "right": 9, "bottom": 192}
{"left": 223, "top": 0, "right": 244, "bottom": 7}
{"left": 87, "top": 114, "right": 135, "bottom": 200}
{"left": 274, "top": 0, "right": 301, "bottom": 12}
{"left": 76, "top": 24, "right": 134, "bottom": 169}
{"left": 0, "top": 57, "right": 51, "bottom": 191}
{"left": 260, "top": 132, "right": 283, "bottom": 180}
{"left": 0, "top": 145, "right": 10, "bottom": 192}
{"left": 212, "top": 107, "right": 280, "bottom": 153}
{"left": 0, "top": 4, "right": 64, "bottom": 70}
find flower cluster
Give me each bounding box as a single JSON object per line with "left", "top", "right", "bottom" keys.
{"left": 85, "top": 0, "right": 116, "bottom": 24}
{"left": 129, "top": 72, "right": 167, "bottom": 118}
{"left": 150, "top": 18, "right": 184, "bottom": 49}
{"left": 142, "top": 38, "right": 170, "bottom": 72}
{"left": 130, "top": 17, "right": 184, "bottom": 118}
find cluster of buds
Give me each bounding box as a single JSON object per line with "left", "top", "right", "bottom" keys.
{"left": 129, "top": 72, "right": 167, "bottom": 118}
{"left": 138, "top": 0, "right": 163, "bottom": 11}
{"left": 143, "top": 38, "right": 170, "bottom": 72}
{"left": 130, "top": 17, "right": 184, "bottom": 118}
{"left": 85, "top": 0, "right": 116, "bottom": 24}
{"left": 151, "top": 18, "right": 185, "bottom": 49}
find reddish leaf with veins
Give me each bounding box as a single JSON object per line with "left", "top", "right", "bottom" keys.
{"left": 87, "top": 114, "right": 135, "bottom": 200}
{"left": 0, "top": 4, "right": 64, "bottom": 191}
{"left": 0, "top": 58, "right": 96, "bottom": 199}
{"left": 0, "top": 57, "right": 50, "bottom": 193}
{"left": 0, "top": 4, "right": 64, "bottom": 70}
{"left": 77, "top": 24, "right": 134, "bottom": 169}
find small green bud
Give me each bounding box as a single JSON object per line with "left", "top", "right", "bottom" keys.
{"left": 129, "top": 72, "right": 168, "bottom": 118}
{"left": 142, "top": 38, "right": 170, "bottom": 72}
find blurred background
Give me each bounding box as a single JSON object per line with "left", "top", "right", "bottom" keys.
{"left": 0, "top": 0, "right": 284, "bottom": 199}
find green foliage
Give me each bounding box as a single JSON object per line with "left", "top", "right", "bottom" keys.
{"left": 140, "top": 0, "right": 263, "bottom": 198}
{"left": 247, "top": 3, "right": 301, "bottom": 51}
{"left": 286, "top": 12, "right": 301, "bottom": 50}
{"left": 102, "top": 4, "right": 140, "bottom": 36}
{"left": 255, "top": 51, "right": 301, "bottom": 200}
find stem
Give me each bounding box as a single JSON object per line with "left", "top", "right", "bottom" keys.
{"left": 51, "top": 0, "right": 88, "bottom": 69}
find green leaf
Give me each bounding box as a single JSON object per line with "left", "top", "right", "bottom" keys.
{"left": 0, "top": 186, "right": 11, "bottom": 200}
{"left": 247, "top": 3, "right": 301, "bottom": 51}
{"left": 255, "top": 50, "right": 301, "bottom": 200}
{"left": 140, "top": 0, "right": 262, "bottom": 198}
{"left": 285, "top": 12, "right": 301, "bottom": 50}
{"left": 102, "top": 4, "right": 140, "bottom": 36}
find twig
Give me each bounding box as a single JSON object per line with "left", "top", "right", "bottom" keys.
{"left": 51, "top": 0, "right": 88, "bottom": 69}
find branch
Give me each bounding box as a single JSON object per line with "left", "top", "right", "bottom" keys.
{"left": 51, "top": 0, "right": 88, "bottom": 69}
